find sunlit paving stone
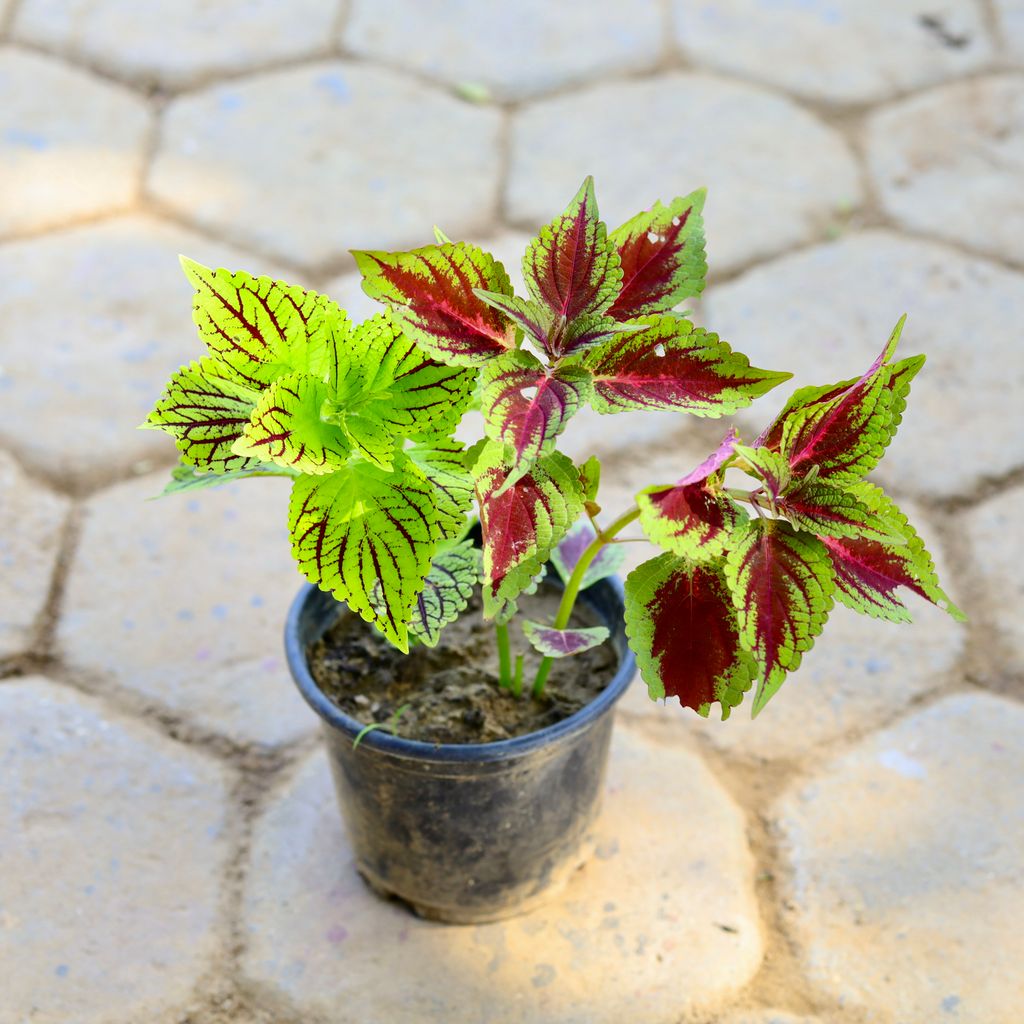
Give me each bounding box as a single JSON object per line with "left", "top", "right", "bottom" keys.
{"left": 994, "top": 0, "right": 1024, "bottom": 60}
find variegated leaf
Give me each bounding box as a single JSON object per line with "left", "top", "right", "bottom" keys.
{"left": 724, "top": 519, "right": 835, "bottom": 716}
{"left": 607, "top": 190, "right": 707, "bottom": 320}
{"left": 522, "top": 620, "right": 609, "bottom": 658}
{"left": 778, "top": 478, "right": 907, "bottom": 543}
{"left": 586, "top": 315, "right": 791, "bottom": 416}
{"left": 352, "top": 243, "right": 515, "bottom": 366}
{"left": 406, "top": 439, "right": 476, "bottom": 540}
{"left": 481, "top": 350, "right": 591, "bottom": 466}
{"left": 733, "top": 443, "right": 791, "bottom": 501}
{"left": 549, "top": 519, "right": 625, "bottom": 590}
{"left": 155, "top": 458, "right": 297, "bottom": 497}
{"left": 407, "top": 540, "right": 481, "bottom": 647}
{"left": 624, "top": 554, "right": 756, "bottom": 719}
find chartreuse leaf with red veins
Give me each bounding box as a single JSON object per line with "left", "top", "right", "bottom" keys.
{"left": 233, "top": 372, "right": 351, "bottom": 474}
{"left": 289, "top": 454, "right": 449, "bottom": 651}
{"left": 180, "top": 257, "right": 345, "bottom": 385}
{"left": 481, "top": 350, "right": 592, "bottom": 466}
{"left": 585, "top": 315, "right": 791, "bottom": 416}
{"left": 550, "top": 520, "right": 625, "bottom": 590}
{"left": 638, "top": 430, "right": 746, "bottom": 562}
{"left": 406, "top": 539, "right": 481, "bottom": 647}
{"left": 724, "top": 519, "right": 835, "bottom": 716}
{"left": 820, "top": 482, "right": 964, "bottom": 624}
{"left": 156, "top": 458, "right": 297, "bottom": 498}
{"left": 607, "top": 189, "right": 707, "bottom": 320}
{"left": 351, "top": 242, "right": 515, "bottom": 366}
{"left": 522, "top": 177, "right": 622, "bottom": 356}
{"left": 405, "top": 439, "right": 475, "bottom": 540}
{"left": 144, "top": 357, "right": 263, "bottom": 473}
{"left": 625, "top": 554, "right": 756, "bottom": 719}
{"left": 522, "top": 620, "right": 609, "bottom": 659}
{"left": 474, "top": 441, "right": 584, "bottom": 609}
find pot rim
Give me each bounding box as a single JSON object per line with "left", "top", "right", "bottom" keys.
{"left": 285, "top": 578, "right": 637, "bottom": 764}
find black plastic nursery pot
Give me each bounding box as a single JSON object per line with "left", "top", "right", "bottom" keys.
{"left": 285, "top": 574, "right": 636, "bottom": 925}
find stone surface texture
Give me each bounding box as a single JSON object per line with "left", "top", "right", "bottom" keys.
{"left": 0, "top": 49, "right": 149, "bottom": 236}
{"left": 866, "top": 74, "right": 1024, "bottom": 266}
{"left": 345, "top": 0, "right": 665, "bottom": 99}
{"left": 1, "top": 6, "right": 1022, "bottom": 1022}
{"left": 0, "top": 452, "right": 67, "bottom": 658}
{"left": 507, "top": 73, "right": 862, "bottom": 273}
{"left": 57, "top": 471, "right": 313, "bottom": 747}
{"left": 0, "top": 677, "right": 229, "bottom": 1024}
{"left": 702, "top": 230, "right": 1024, "bottom": 498}
{"left": 13, "top": 0, "right": 342, "bottom": 88}
{"left": 774, "top": 693, "right": 1024, "bottom": 1022}
{"left": 242, "top": 725, "right": 762, "bottom": 1023}
{"left": 670, "top": 0, "right": 992, "bottom": 105}
{"left": 148, "top": 62, "right": 502, "bottom": 270}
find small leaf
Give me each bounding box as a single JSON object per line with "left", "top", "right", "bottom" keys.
{"left": 586, "top": 315, "right": 791, "bottom": 416}
{"left": 352, "top": 243, "right": 515, "bottom": 366}
{"left": 481, "top": 350, "right": 592, "bottom": 467}
{"left": 154, "top": 459, "right": 297, "bottom": 497}
{"left": 557, "top": 313, "right": 644, "bottom": 358}
{"left": 407, "top": 540, "right": 481, "bottom": 647}
{"left": 624, "top": 554, "right": 756, "bottom": 719}
{"left": 523, "top": 176, "right": 622, "bottom": 329}
{"left": 579, "top": 456, "right": 601, "bottom": 502}
{"left": 607, "top": 190, "right": 707, "bottom": 320}
{"left": 724, "top": 519, "right": 835, "bottom": 716}
{"left": 778, "top": 478, "right": 907, "bottom": 543}
{"left": 549, "top": 519, "right": 626, "bottom": 590}
{"left": 433, "top": 226, "right": 453, "bottom": 245}
{"left": 473, "top": 290, "right": 551, "bottom": 350}
{"left": 733, "top": 444, "right": 791, "bottom": 501}
{"left": 522, "top": 620, "right": 609, "bottom": 658}
{"left": 485, "top": 565, "right": 546, "bottom": 625}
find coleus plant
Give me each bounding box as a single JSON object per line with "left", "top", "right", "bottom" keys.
{"left": 144, "top": 177, "right": 962, "bottom": 720}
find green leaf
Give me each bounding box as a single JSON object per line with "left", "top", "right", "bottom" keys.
{"left": 288, "top": 456, "right": 446, "bottom": 651}
{"left": 522, "top": 620, "right": 609, "bottom": 658}
{"left": 579, "top": 456, "right": 601, "bottom": 502}
{"left": 154, "top": 458, "right": 298, "bottom": 497}
{"left": 733, "top": 444, "right": 791, "bottom": 501}
{"left": 232, "top": 372, "right": 351, "bottom": 474}
{"left": 485, "top": 565, "right": 546, "bottom": 624}
{"left": 406, "top": 439, "right": 476, "bottom": 540}
{"left": 406, "top": 540, "right": 481, "bottom": 647}
{"left": 144, "top": 357, "right": 262, "bottom": 472}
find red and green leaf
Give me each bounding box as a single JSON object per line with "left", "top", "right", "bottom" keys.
{"left": 724, "top": 519, "right": 835, "bottom": 716}
{"left": 522, "top": 620, "right": 609, "bottom": 658}
{"left": 624, "top": 554, "right": 756, "bottom": 719}
{"left": 474, "top": 443, "right": 584, "bottom": 606}
{"left": 733, "top": 443, "right": 791, "bottom": 501}
{"left": 549, "top": 520, "right": 625, "bottom": 590}
{"left": 586, "top": 315, "right": 791, "bottom": 416}
{"left": 144, "top": 357, "right": 262, "bottom": 472}
{"left": 352, "top": 243, "right": 515, "bottom": 366}
{"left": 607, "top": 190, "right": 707, "bottom": 320}
{"left": 523, "top": 176, "right": 622, "bottom": 344}
{"left": 406, "top": 539, "right": 481, "bottom": 647}
{"left": 481, "top": 350, "right": 591, "bottom": 466}
{"left": 777, "top": 478, "right": 907, "bottom": 543}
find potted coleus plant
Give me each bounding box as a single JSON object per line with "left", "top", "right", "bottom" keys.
{"left": 144, "top": 178, "right": 961, "bottom": 923}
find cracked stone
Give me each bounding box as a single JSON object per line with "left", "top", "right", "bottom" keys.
{"left": 0, "top": 452, "right": 68, "bottom": 658}
{"left": 507, "top": 73, "right": 861, "bottom": 274}
{"left": 994, "top": 0, "right": 1024, "bottom": 61}
{"left": 774, "top": 692, "right": 1024, "bottom": 1023}
{"left": 0, "top": 215, "right": 295, "bottom": 489}
{"left": 58, "top": 470, "right": 315, "bottom": 747}
{"left": 344, "top": 0, "right": 664, "bottom": 100}
{"left": 13, "top": 0, "right": 341, "bottom": 89}
{"left": 0, "top": 676, "right": 229, "bottom": 1023}
{"left": 0, "top": 49, "right": 150, "bottom": 236}
{"left": 148, "top": 62, "right": 502, "bottom": 271}
{"left": 670, "top": 0, "right": 992, "bottom": 105}
{"left": 866, "top": 74, "right": 1024, "bottom": 266}
{"left": 700, "top": 230, "right": 1024, "bottom": 499}
{"left": 242, "top": 723, "right": 762, "bottom": 1023}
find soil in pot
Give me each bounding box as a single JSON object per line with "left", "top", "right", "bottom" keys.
{"left": 308, "top": 585, "right": 618, "bottom": 744}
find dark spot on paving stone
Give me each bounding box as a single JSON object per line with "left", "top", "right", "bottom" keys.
{"left": 531, "top": 963, "right": 556, "bottom": 988}
{"left": 942, "top": 994, "right": 962, "bottom": 1012}
{"left": 918, "top": 14, "right": 970, "bottom": 49}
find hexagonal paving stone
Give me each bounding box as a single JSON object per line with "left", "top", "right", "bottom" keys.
{"left": 995, "top": 0, "right": 1024, "bottom": 60}
{"left": 0, "top": 451, "right": 68, "bottom": 658}
{"left": 669, "top": 0, "right": 992, "bottom": 106}
{"left": 619, "top": 498, "right": 966, "bottom": 745}
{"left": 148, "top": 62, "right": 502, "bottom": 271}
{"left": 344, "top": 0, "right": 664, "bottom": 100}
{"left": 0, "top": 676, "right": 229, "bottom": 1023}
{"left": 774, "top": 692, "right": 1024, "bottom": 1023}
{"left": 962, "top": 485, "right": 1024, "bottom": 681}
{"left": 0, "top": 48, "right": 150, "bottom": 236}
{"left": 0, "top": 215, "right": 297, "bottom": 489}
{"left": 700, "top": 230, "right": 1024, "bottom": 499}
{"left": 58, "top": 470, "right": 315, "bottom": 747}
{"left": 242, "top": 723, "right": 762, "bottom": 1023}
{"left": 12, "top": 0, "right": 341, "bottom": 90}
{"left": 866, "top": 74, "right": 1024, "bottom": 266}
{"left": 507, "top": 73, "right": 862, "bottom": 274}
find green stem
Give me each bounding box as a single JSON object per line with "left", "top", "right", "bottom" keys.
{"left": 496, "top": 622, "right": 512, "bottom": 689}
{"left": 531, "top": 506, "right": 641, "bottom": 698}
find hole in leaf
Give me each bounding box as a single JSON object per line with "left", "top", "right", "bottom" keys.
{"left": 671, "top": 217, "right": 681, "bottom": 227}
{"left": 654, "top": 343, "right": 666, "bottom": 357}
{"left": 646, "top": 231, "right": 663, "bottom": 244}
{"left": 521, "top": 386, "right": 538, "bottom": 401}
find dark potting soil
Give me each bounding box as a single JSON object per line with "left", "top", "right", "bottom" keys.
{"left": 308, "top": 586, "right": 618, "bottom": 744}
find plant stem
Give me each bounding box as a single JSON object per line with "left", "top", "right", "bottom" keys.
{"left": 531, "top": 506, "right": 641, "bottom": 698}
{"left": 496, "top": 622, "right": 512, "bottom": 689}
